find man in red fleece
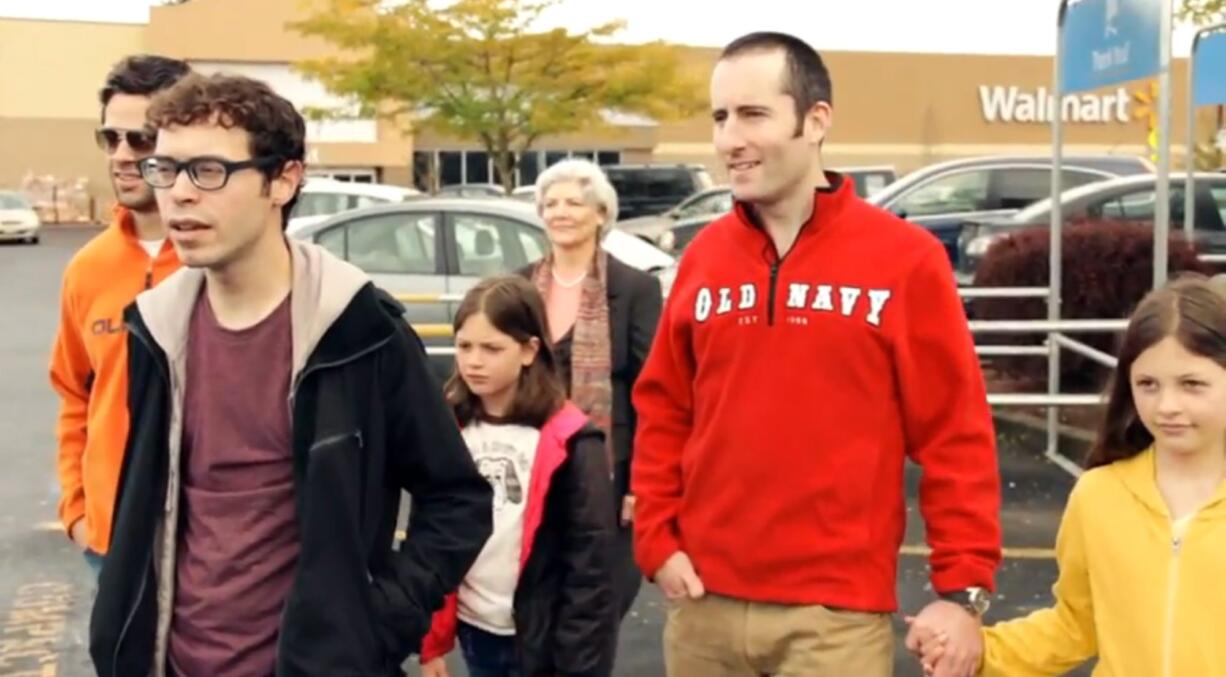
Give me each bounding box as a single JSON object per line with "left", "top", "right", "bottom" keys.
{"left": 631, "top": 32, "right": 1002, "bottom": 677}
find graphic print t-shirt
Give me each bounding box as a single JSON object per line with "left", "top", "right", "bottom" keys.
{"left": 456, "top": 419, "right": 540, "bottom": 635}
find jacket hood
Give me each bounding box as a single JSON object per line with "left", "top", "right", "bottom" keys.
{"left": 133, "top": 237, "right": 369, "bottom": 380}
{"left": 1112, "top": 447, "right": 1226, "bottom": 521}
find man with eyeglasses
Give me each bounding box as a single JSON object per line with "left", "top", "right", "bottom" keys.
{"left": 89, "top": 72, "right": 492, "bottom": 677}
{"left": 50, "top": 54, "right": 190, "bottom": 581}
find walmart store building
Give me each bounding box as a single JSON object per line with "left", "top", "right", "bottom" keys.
{"left": 1, "top": 0, "right": 1220, "bottom": 219}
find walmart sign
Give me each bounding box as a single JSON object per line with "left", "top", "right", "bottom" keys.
{"left": 979, "top": 85, "right": 1133, "bottom": 124}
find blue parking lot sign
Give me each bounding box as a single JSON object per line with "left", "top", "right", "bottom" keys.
{"left": 1060, "top": 0, "right": 1162, "bottom": 94}
{"left": 1193, "top": 30, "right": 1226, "bottom": 106}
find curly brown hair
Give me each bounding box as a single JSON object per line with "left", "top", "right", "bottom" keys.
{"left": 147, "top": 72, "right": 305, "bottom": 226}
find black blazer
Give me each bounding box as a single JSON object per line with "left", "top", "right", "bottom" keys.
{"left": 518, "top": 256, "right": 663, "bottom": 490}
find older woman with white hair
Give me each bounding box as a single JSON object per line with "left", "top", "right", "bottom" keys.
{"left": 519, "top": 158, "right": 662, "bottom": 620}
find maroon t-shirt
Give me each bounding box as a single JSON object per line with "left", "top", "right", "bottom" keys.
{"left": 168, "top": 292, "right": 299, "bottom": 677}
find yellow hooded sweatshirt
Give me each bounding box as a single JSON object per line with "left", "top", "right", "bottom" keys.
{"left": 981, "top": 448, "right": 1226, "bottom": 677}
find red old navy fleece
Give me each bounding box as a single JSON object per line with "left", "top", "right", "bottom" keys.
{"left": 631, "top": 174, "right": 1002, "bottom": 612}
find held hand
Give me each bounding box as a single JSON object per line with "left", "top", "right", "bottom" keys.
{"left": 904, "top": 614, "right": 949, "bottom": 675}
{"left": 655, "top": 551, "right": 705, "bottom": 600}
{"left": 905, "top": 601, "right": 983, "bottom": 677}
{"left": 620, "top": 495, "right": 636, "bottom": 525}
{"left": 420, "top": 657, "right": 450, "bottom": 677}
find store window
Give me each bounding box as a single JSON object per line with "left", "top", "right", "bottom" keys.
{"left": 419, "top": 149, "right": 623, "bottom": 189}
{"left": 440, "top": 151, "right": 463, "bottom": 186}
{"left": 465, "top": 151, "right": 490, "bottom": 184}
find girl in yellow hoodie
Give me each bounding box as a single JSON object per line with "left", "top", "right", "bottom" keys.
{"left": 918, "top": 274, "right": 1226, "bottom": 677}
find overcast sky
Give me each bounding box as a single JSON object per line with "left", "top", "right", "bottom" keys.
{"left": 0, "top": 0, "right": 1206, "bottom": 56}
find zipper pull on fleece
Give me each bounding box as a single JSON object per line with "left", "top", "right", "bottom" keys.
{"left": 767, "top": 262, "right": 780, "bottom": 326}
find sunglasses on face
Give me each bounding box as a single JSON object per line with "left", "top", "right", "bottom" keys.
{"left": 95, "top": 127, "right": 158, "bottom": 154}
{"left": 139, "top": 155, "right": 281, "bottom": 191}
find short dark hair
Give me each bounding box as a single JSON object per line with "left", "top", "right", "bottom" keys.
{"left": 98, "top": 55, "right": 191, "bottom": 121}
{"left": 445, "top": 276, "right": 566, "bottom": 428}
{"left": 721, "top": 32, "right": 833, "bottom": 136}
{"left": 146, "top": 72, "right": 306, "bottom": 227}
{"left": 1088, "top": 274, "right": 1226, "bottom": 469}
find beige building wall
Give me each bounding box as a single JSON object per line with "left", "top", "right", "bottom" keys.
{"left": 657, "top": 49, "right": 1213, "bottom": 179}
{"left": 148, "top": 0, "right": 414, "bottom": 185}
{"left": 146, "top": 0, "right": 336, "bottom": 64}
{"left": 0, "top": 19, "right": 145, "bottom": 218}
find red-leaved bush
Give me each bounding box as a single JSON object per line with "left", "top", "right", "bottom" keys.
{"left": 971, "top": 218, "right": 1212, "bottom": 389}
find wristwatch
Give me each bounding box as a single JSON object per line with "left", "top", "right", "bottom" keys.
{"left": 940, "top": 587, "right": 991, "bottom": 617}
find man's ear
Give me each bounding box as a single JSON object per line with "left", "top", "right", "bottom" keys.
{"left": 272, "top": 160, "right": 305, "bottom": 207}
{"left": 807, "top": 102, "right": 833, "bottom": 146}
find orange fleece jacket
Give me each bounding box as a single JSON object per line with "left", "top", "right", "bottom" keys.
{"left": 50, "top": 207, "right": 180, "bottom": 554}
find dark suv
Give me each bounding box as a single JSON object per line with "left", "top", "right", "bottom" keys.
{"left": 604, "top": 164, "right": 715, "bottom": 220}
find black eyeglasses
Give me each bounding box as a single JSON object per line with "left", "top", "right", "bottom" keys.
{"left": 139, "top": 155, "right": 280, "bottom": 191}
{"left": 95, "top": 127, "right": 157, "bottom": 154}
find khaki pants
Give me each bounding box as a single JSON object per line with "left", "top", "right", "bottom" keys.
{"left": 664, "top": 594, "right": 895, "bottom": 677}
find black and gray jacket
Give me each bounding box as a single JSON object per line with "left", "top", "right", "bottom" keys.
{"left": 89, "top": 240, "right": 493, "bottom": 677}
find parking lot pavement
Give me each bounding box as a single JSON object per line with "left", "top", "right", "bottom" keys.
{"left": 2, "top": 228, "right": 1090, "bottom": 676}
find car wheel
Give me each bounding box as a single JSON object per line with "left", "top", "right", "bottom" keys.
{"left": 29, "top": 235, "right": 39, "bottom": 244}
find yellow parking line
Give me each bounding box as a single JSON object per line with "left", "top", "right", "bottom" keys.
{"left": 397, "top": 294, "right": 450, "bottom": 304}
{"left": 413, "top": 324, "right": 454, "bottom": 338}
{"left": 900, "top": 544, "right": 1056, "bottom": 560}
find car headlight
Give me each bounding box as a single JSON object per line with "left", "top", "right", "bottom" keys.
{"left": 966, "top": 234, "right": 1003, "bottom": 257}
{"left": 657, "top": 230, "right": 676, "bottom": 252}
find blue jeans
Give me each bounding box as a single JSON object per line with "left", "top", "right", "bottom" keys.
{"left": 457, "top": 622, "right": 520, "bottom": 677}
{"left": 83, "top": 549, "right": 104, "bottom": 580}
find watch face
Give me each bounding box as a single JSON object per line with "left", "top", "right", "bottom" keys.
{"left": 968, "top": 588, "right": 990, "bottom": 613}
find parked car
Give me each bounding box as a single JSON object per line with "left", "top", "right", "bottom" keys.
{"left": 288, "top": 177, "right": 421, "bottom": 232}
{"left": 866, "top": 155, "right": 1154, "bottom": 266}
{"left": 286, "top": 197, "right": 675, "bottom": 328}
{"left": 839, "top": 165, "right": 898, "bottom": 198}
{"left": 634, "top": 167, "right": 898, "bottom": 254}
{"left": 616, "top": 186, "right": 733, "bottom": 251}
{"left": 603, "top": 164, "right": 715, "bottom": 220}
{"left": 0, "top": 190, "right": 41, "bottom": 244}
{"left": 666, "top": 212, "right": 722, "bottom": 254}
{"left": 436, "top": 183, "right": 509, "bottom": 199}
{"left": 510, "top": 185, "right": 536, "bottom": 201}
{"left": 618, "top": 166, "right": 896, "bottom": 251}
{"left": 957, "top": 172, "right": 1226, "bottom": 283}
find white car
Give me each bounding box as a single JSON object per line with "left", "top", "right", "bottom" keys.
{"left": 0, "top": 191, "right": 41, "bottom": 244}
{"left": 288, "top": 178, "right": 421, "bottom": 232}
{"left": 288, "top": 197, "right": 675, "bottom": 324}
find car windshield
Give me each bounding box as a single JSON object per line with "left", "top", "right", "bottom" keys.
{"left": 0, "top": 193, "right": 30, "bottom": 210}
{"left": 606, "top": 168, "right": 698, "bottom": 199}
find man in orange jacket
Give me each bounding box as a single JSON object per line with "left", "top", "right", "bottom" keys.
{"left": 50, "top": 55, "right": 191, "bottom": 576}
